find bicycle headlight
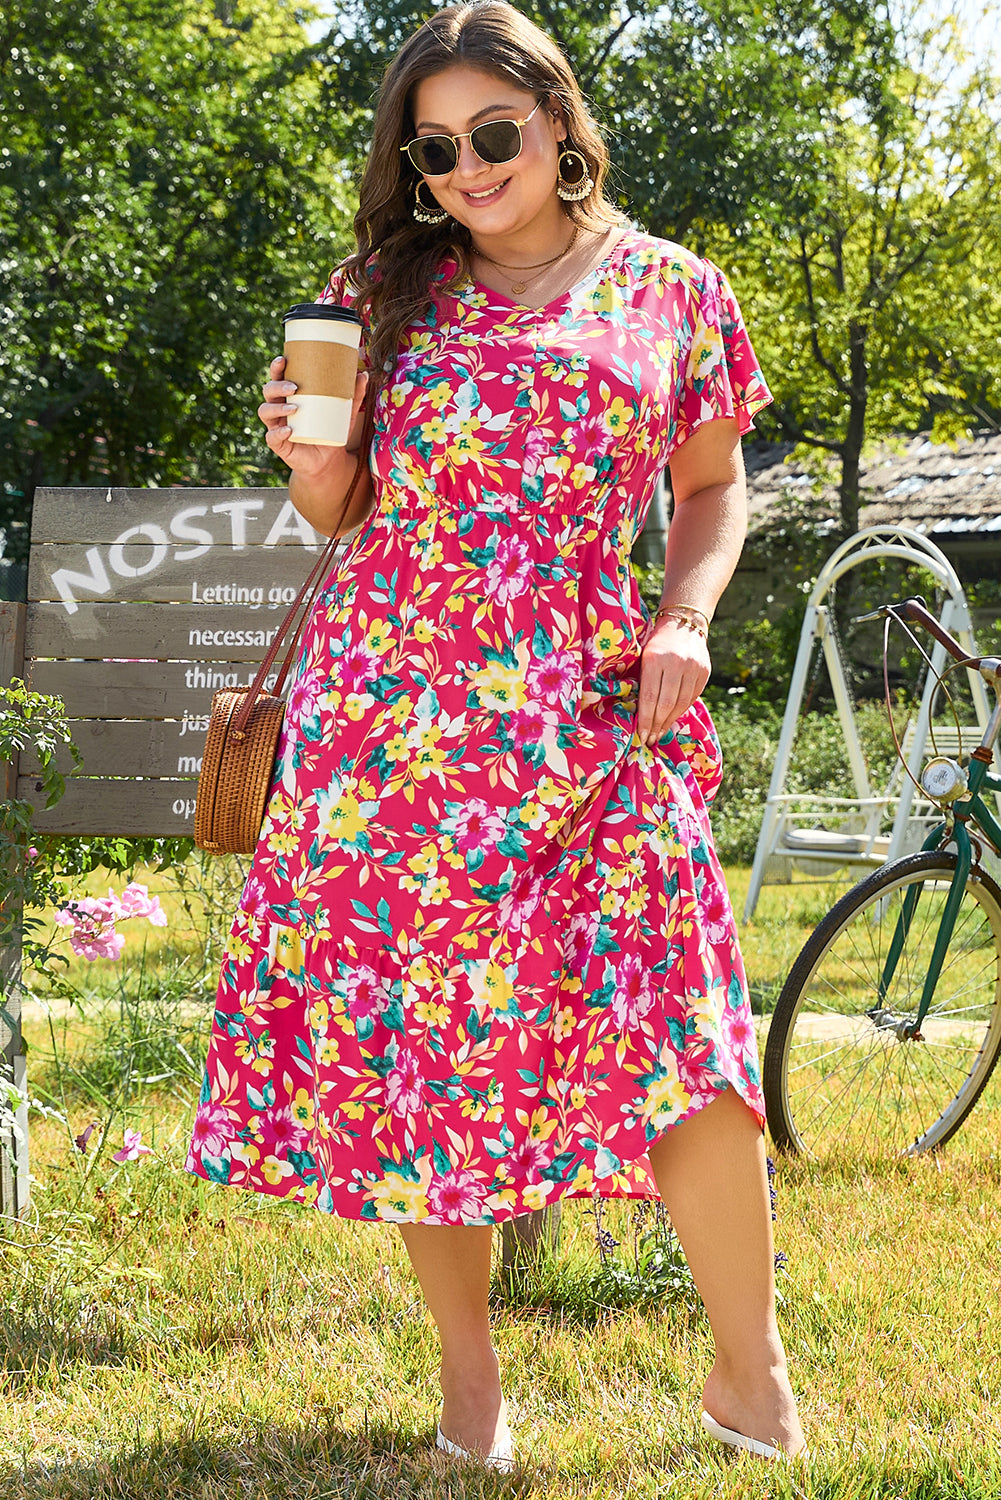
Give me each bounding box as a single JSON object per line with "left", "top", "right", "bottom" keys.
{"left": 920, "top": 756, "right": 968, "bottom": 803}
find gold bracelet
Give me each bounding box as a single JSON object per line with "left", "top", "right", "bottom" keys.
{"left": 653, "top": 604, "right": 710, "bottom": 637}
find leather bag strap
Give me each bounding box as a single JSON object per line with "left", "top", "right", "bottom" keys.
{"left": 231, "top": 397, "right": 376, "bottom": 738}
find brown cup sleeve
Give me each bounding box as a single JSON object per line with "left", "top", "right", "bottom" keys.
{"left": 283, "top": 339, "right": 360, "bottom": 399}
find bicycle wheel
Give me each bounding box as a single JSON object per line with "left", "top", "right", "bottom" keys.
{"left": 764, "top": 851, "right": 1001, "bottom": 1157}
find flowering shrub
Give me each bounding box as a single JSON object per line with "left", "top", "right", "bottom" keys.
{"left": 53, "top": 882, "right": 167, "bottom": 961}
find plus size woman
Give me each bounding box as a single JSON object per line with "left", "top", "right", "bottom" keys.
{"left": 187, "top": 0, "right": 806, "bottom": 1466}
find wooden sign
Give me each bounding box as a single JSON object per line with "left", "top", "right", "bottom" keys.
{"left": 21, "top": 487, "right": 337, "bottom": 836}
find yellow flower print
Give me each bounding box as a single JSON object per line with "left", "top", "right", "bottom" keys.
{"left": 410, "top": 725, "right": 447, "bottom": 780}
{"left": 388, "top": 695, "right": 413, "bottom": 726}
{"left": 367, "top": 1159, "right": 432, "bottom": 1221}
{"left": 519, "top": 799, "right": 546, "bottom": 828}
{"left": 316, "top": 786, "right": 368, "bottom": 844}
{"left": 469, "top": 958, "right": 516, "bottom": 1015}
{"left": 446, "top": 593, "right": 466, "bottom": 613}
{"left": 309, "top": 998, "right": 330, "bottom": 1031}
{"left": 421, "top": 415, "right": 448, "bottom": 443}
{"left": 419, "top": 539, "right": 444, "bottom": 568}
{"left": 340, "top": 1098, "right": 366, "bottom": 1121}
{"left": 595, "top": 621, "right": 626, "bottom": 656}
{"left": 522, "top": 1181, "right": 555, "bottom": 1211}
{"left": 261, "top": 1155, "right": 297, "bottom": 1185}
{"left": 407, "top": 843, "right": 438, "bottom": 876}
{"left": 569, "top": 1084, "right": 587, "bottom": 1111}
{"left": 364, "top": 618, "right": 393, "bottom": 655}
{"left": 469, "top": 660, "right": 527, "bottom": 713}
{"left": 606, "top": 866, "right": 630, "bottom": 891}
{"left": 316, "top": 1036, "right": 339, "bottom": 1066}
{"left": 423, "top": 875, "right": 451, "bottom": 905}
{"left": 414, "top": 999, "right": 451, "bottom": 1028}
{"left": 413, "top": 619, "right": 435, "bottom": 643}
{"left": 553, "top": 1005, "right": 576, "bottom": 1043}
{"left": 624, "top": 887, "right": 648, "bottom": 918}
{"left": 518, "top": 1106, "right": 558, "bottom": 1143}
{"left": 344, "top": 692, "right": 374, "bottom": 721}
{"left": 384, "top": 731, "right": 409, "bottom": 764}
{"left": 291, "top": 1088, "right": 316, "bottom": 1129}
{"left": 226, "top": 933, "right": 253, "bottom": 963}
{"left": 428, "top": 382, "right": 451, "bottom": 410}
{"left": 601, "top": 883, "right": 626, "bottom": 917}
{"left": 604, "top": 396, "right": 632, "bottom": 434}
{"left": 271, "top": 925, "right": 303, "bottom": 974}
{"left": 446, "top": 433, "right": 487, "bottom": 466}
{"left": 266, "top": 828, "right": 301, "bottom": 857}
{"left": 642, "top": 1066, "right": 691, "bottom": 1127}
{"left": 230, "top": 1138, "right": 260, "bottom": 1167}
{"left": 690, "top": 319, "right": 723, "bottom": 376}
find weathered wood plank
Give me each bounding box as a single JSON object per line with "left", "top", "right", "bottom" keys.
{"left": 17, "top": 776, "right": 199, "bottom": 835}
{"left": 1, "top": 602, "right": 27, "bottom": 802}
{"left": 27, "top": 658, "right": 276, "bottom": 718}
{"left": 46, "top": 717, "right": 210, "bottom": 778}
{"left": 26, "top": 603, "right": 296, "bottom": 662}
{"left": 28, "top": 541, "right": 339, "bottom": 608}
{"left": 31, "top": 486, "right": 320, "bottom": 545}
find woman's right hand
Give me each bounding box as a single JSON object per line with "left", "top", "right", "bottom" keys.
{"left": 258, "top": 355, "right": 369, "bottom": 478}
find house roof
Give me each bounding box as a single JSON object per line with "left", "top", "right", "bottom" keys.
{"left": 745, "top": 431, "right": 1001, "bottom": 542}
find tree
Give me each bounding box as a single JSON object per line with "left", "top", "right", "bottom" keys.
{"left": 728, "top": 9, "right": 1001, "bottom": 538}
{"left": 0, "top": 0, "right": 354, "bottom": 578}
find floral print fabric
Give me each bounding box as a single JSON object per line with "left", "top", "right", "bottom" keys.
{"left": 186, "top": 229, "right": 771, "bottom": 1224}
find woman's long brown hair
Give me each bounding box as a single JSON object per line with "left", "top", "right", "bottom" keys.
{"left": 337, "top": 0, "right": 625, "bottom": 387}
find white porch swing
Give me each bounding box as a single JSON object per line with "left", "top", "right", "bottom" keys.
{"left": 742, "top": 526, "right": 992, "bottom": 922}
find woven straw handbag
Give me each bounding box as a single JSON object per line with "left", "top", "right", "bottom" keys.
{"left": 194, "top": 414, "right": 372, "bottom": 855}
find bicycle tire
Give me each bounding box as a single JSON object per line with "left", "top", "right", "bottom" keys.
{"left": 763, "top": 851, "right": 1001, "bottom": 1157}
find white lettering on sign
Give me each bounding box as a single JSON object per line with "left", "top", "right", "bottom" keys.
{"left": 179, "top": 710, "right": 211, "bottom": 736}
{"left": 108, "top": 523, "right": 170, "bottom": 579}
{"left": 187, "top": 626, "right": 279, "bottom": 649}
{"left": 178, "top": 755, "right": 203, "bottom": 774}
{"left": 49, "top": 499, "right": 321, "bottom": 613}
{"left": 190, "top": 582, "right": 264, "bottom": 607}
{"left": 172, "top": 797, "right": 197, "bottom": 819}
{"left": 182, "top": 666, "right": 279, "bottom": 690}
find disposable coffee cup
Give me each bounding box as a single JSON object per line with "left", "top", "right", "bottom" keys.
{"left": 282, "top": 303, "right": 363, "bottom": 447}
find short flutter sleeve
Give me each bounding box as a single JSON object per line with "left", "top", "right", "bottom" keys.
{"left": 673, "top": 258, "right": 771, "bottom": 449}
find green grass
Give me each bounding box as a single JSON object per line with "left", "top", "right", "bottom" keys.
{"left": 3, "top": 862, "right": 1000, "bottom": 1497}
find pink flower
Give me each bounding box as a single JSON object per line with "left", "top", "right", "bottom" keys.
{"left": 440, "top": 796, "right": 507, "bottom": 853}
{"left": 497, "top": 873, "right": 544, "bottom": 933}
{"left": 241, "top": 875, "right": 269, "bottom": 917}
{"left": 506, "top": 700, "right": 559, "bottom": 750}
{"left": 485, "top": 535, "right": 532, "bottom": 605}
{"left": 189, "top": 1103, "right": 232, "bottom": 1157}
{"left": 611, "top": 953, "right": 655, "bottom": 1031}
{"left": 26, "top": 846, "right": 38, "bottom": 861}
{"left": 345, "top": 964, "right": 393, "bottom": 1021}
{"left": 257, "top": 1106, "right": 310, "bottom": 1154}
{"left": 428, "top": 1168, "right": 487, "bottom": 1222}
{"left": 118, "top": 882, "right": 167, "bottom": 926}
{"left": 386, "top": 1049, "right": 424, "bottom": 1115}
{"left": 287, "top": 668, "right": 323, "bottom": 721}
{"left": 54, "top": 896, "right": 126, "bottom": 961}
{"left": 564, "top": 910, "right": 599, "bottom": 975}
{"left": 522, "top": 425, "right": 550, "bottom": 478}
{"left": 112, "top": 1128, "right": 152, "bottom": 1163}
{"left": 723, "top": 1004, "right": 756, "bottom": 1056}
{"left": 337, "top": 639, "right": 379, "bottom": 692}
{"left": 527, "top": 650, "right": 579, "bottom": 703}
{"left": 506, "top": 1137, "right": 551, "bottom": 1181}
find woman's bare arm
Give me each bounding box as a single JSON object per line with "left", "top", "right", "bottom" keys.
{"left": 635, "top": 417, "right": 746, "bottom": 743}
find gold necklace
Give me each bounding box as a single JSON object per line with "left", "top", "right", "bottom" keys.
{"left": 473, "top": 225, "right": 580, "bottom": 295}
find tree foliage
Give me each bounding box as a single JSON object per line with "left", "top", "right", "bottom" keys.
{"left": 0, "top": 0, "right": 354, "bottom": 573}
{"left": 732, "top": 8, "right": 1001, "bottom": 538}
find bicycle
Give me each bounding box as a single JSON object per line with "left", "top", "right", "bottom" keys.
{"left": 763, "top": 596, "right": 1001, "bottom": 1157}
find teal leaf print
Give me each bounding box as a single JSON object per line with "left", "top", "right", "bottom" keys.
{"left": 432, "top": 1138, "right": 452, "bottom": 1175}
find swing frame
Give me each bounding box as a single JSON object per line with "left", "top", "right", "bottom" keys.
{"left": 743, "top": 527, "right": 992, "bottom": 921}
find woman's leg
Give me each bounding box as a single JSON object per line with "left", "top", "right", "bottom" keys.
{"left": 398, "top": 1223, "right": 510, "bottom": 1457}
{"left": 646, "top": 1086, "right": 807, "bottom": 1455}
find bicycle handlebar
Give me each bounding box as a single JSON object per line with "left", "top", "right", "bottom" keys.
{"left": 895, "top": 597, "right": 981, "bottom": 668}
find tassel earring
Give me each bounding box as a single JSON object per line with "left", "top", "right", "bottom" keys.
{"left": 413, "top": 180, "right": 448, "bottom": 225}
{"left": 556, "top": 146, "right": 594, "bottom": 202}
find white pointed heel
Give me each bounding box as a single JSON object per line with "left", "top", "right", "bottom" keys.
{"left": 701, "top": 1408, "right": 781, "bottom": 1459}
{"left": 436, "top": 1423, "right": 515, "bottom": 1472}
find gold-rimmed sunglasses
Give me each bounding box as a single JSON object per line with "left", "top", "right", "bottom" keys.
{"left": 400, "top": 99, "right": 544, "bottom": 177}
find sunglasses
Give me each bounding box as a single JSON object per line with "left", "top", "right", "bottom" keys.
{"left": 400, "top": 99, "right": 544, "bottom": 177}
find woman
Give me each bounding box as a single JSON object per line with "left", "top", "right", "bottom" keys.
{"left": 187, "top": 0, "right": 806, "bottom": 1467}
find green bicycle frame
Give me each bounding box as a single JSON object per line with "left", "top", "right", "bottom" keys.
{"left": 879, "top": 751, "right": 1001, "bottom": 1031}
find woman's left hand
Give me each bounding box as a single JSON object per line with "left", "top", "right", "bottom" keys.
{"left": 635, "top": 617, "right": 711, "bottom": 745}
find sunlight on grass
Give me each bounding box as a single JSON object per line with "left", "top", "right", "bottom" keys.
{"left": 3, "top": 865, "right": 999, "bottom": 1497}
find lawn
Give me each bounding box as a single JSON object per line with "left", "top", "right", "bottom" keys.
{"left": 2, "top": 859, "right": 999, "bottom": 1498}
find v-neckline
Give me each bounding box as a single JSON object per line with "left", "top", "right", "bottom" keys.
{"left": 456, "top": 227, "right": 637, "bottom": 316}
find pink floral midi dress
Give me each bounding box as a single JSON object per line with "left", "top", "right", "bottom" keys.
{"left": 186, "top": 228, "right": 771, "bottom": 1224}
